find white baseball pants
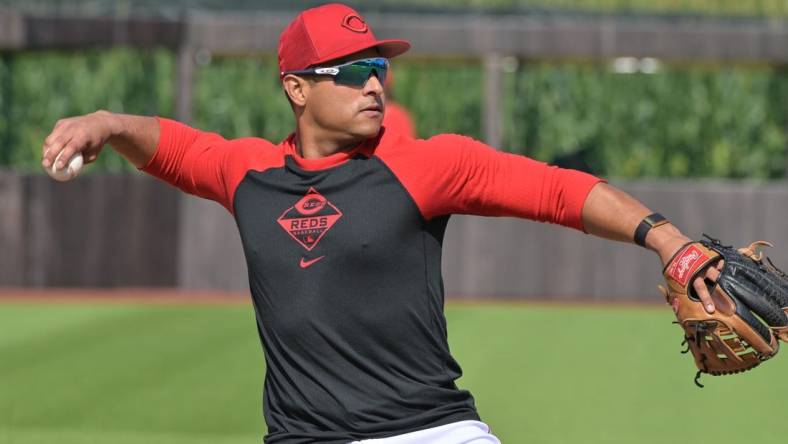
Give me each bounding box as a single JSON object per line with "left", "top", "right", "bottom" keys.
{"left": 350, "top": 420, "right": 501, "bottom": 443}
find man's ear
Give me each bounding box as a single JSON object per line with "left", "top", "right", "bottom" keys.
{"left": 283, "top": 75, "right": 309, "bottom": 107}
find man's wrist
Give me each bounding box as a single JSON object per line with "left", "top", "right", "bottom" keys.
{"left": 634, "top": 213, "right": 668, "bottom": 247}
{"left": 645, "top": 223, "right": 691, "bottom": 264}
{"left": 95, "top": 110, "right": 125, "bottom": 140}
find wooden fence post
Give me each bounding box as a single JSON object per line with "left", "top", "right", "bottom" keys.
{"left": 483, "top": 53, "right": 504, "bottom": 149}
{"left": 175, "top": 45, "right": 195, "bottom": 124}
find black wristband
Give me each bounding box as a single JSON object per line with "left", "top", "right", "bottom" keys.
{"left": 634, "top": 213, "right": 668, "bottom": 248}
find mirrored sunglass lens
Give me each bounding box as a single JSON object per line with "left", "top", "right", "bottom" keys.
{"left": 334, "top": 65, "right": 369, "bottom": 85}
{"left": 335, "top": 60, "right": 388, "bottom": 86}
{"left": 360, "top": 59, "right": 389, "bottom": 82}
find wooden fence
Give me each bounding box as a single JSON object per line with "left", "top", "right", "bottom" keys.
{"left": 3, "top": 171, "right": 787, "bottom": 300}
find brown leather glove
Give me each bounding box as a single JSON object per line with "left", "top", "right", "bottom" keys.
{"left": 660, "top": 236, "right": 788, "bottom": 387}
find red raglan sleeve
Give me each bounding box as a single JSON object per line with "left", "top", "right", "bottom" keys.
{"left": 379, "top": 134, "right": 604, "bottom": 231}
{"left": 141, "top": 117, "right": 254, "bottom": 214}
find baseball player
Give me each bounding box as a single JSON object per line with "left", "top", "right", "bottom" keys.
{"left": 41, "top": 3, "right": 725, "bottom": 443}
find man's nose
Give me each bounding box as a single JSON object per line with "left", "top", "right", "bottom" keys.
{"left": 363, "top": 73, "right": 384, "bottom": 95}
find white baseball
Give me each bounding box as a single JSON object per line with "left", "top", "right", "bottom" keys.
{"left": 47, "top": 151, "right": 84, "bottom": 182}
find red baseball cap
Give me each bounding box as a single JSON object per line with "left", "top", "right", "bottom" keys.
{"left": 278, "top": 3, "right": 410, "bottom": 75}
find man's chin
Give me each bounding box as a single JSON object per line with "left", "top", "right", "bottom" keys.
{"left": 350, "top": 123, "right": 383, "bottom": 140}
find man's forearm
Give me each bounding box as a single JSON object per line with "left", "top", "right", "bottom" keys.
{"left": 41, "top": 110, "right": 159, "bottom": 171}
{"left": 582, "top": 182, "right": 690, "bottom": 264}
{"left": 103, "top": 111, "right": 160, "bottom": 169}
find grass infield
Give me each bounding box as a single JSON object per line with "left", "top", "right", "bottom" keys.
{"left": 1, "top": 300, "right": 787, "bottom": 444}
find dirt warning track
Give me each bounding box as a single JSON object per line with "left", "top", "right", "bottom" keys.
{"left": 0, "top": 287, "right": 664, "bottom": 310}
{"left": 0, "top": 288, "right": 249, "bottom": 304}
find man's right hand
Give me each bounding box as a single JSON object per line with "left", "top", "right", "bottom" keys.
{"left": 41, "top": 110, "right": 120, "bottom": 170}
{"left": 41, "top": 111, "right": 159, "bottom": 169}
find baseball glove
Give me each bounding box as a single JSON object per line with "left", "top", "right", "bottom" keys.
{"left": 660, "top": 235, "right": 788, "bottom": 387}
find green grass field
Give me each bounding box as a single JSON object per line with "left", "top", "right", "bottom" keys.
{"left": 2, "top": 301, "right": 787, "bottom": 444}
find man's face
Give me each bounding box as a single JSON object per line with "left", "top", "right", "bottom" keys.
{"left": 289, "top": 48, "right": 386, "bottom": 142}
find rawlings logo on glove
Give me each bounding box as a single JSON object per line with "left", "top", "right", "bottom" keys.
{"left": 666, "top": 245, "right": 709, "bottom": 286}
{"left": 660, "top": 235, "right": 788, "bottom": 387}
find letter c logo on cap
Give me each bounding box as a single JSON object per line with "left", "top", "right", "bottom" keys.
{"left": 342, "top": 14, "right": 368, "bottom": 33}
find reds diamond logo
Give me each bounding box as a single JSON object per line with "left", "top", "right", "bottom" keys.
{"left": 277, "top": 188, "right": 342, "bottom": 251}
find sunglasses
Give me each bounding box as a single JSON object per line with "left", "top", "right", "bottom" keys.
{"left": 283, "top": 57, "right": 389, "bottom": 87}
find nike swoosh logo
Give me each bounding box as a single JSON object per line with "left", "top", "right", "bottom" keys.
{"left": 299, "top": 255, "right": 325, "bottom": 269}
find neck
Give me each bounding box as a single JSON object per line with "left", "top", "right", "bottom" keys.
{"left": 294, "top": 123, "right": 362, "bottom": 159}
